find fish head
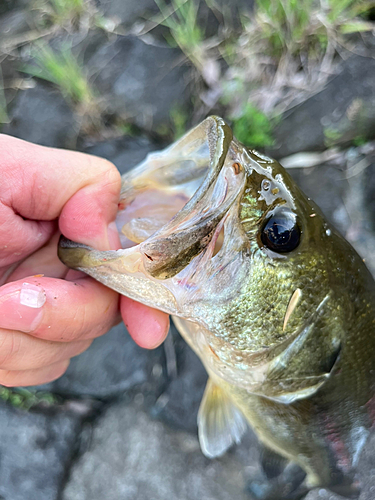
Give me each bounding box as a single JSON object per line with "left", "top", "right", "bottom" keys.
{"left": 59, "top": 117, "right": 351, "bottom": 394}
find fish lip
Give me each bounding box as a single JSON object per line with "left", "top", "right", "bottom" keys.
{"left": 115, "top": 139, "right": 247, "bottom": 282}
{"left": 58, "top": 235, "right": 91, "bottom": 251}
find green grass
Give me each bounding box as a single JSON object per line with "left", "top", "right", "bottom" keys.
{"left": 36, "top": 0, "right": 87, "bottom": 26}
{"left": 0, "top": 387, "right": 59, "bottom": 411}
{"left": 252, "top": 0, "right": 374, "bottom": 56}
{"left": 23, "top": 43, "right": 94, "bottom": 106}
{"left": 170, "top": 106, "right": 188, "bottom": 140}
{"left": 0, "top": 67, "right": 9, "bottom": 128}
{"left": 154, "top": 0, "right": 205, "bottom": 69}
{"left": 22, "top": 42, "right": 103, "bottom": 132}
{"left": 232, "top": 104, "right": 276, "bottom": 148}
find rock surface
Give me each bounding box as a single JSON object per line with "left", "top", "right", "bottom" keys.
{"left": 40, "top": 323, "right": 167, "bottom": 399}
{"left": 270, "top": 55, "right": 375, "bottom": 158}
{"left": 2, "top": 82, "right": 77, "bottom": 148}
{"left": 0, "top": 401, "right": 83, "bottom": 500}
{"left": 62, "top": 402, "right": 256, "bottom": 500}
{"left": 151, "top": 324, "right": 207, "bottom": 433}
{"left": 85, "top": 35, "right": 191, "bottom": 130}
{"left": 83, "top": 134, "right": 159, "bottom": 174}
{"left": 98, "top": 0, "right": 158, "bottom": 27}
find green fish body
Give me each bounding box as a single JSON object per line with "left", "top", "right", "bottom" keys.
{"left": 59, "top": 117, "right": 375, "bottom": 499}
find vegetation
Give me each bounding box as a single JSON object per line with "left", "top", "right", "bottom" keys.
{"left": 231, "top": 104, "right": 276, "bottom": 148}
{"left": 170, "top": 106, "right": 188, "bottom": 140}
{"left": 0, "top": 387, "right": 59, "bottom": 411}
{"left": 0, "top": 67, "right": 9, "bottom": 127}
{"left": 34, "top": 0, "right": 89, "bottom": 28}
{"left": 23, "top": 42, "right": 101, "bottom": 129}
{"left": 24, "top": 44, "right": 93, "bottom": 105}
{"left": 249, "top": 0, "right": 374, "bottom": 57}
{"left": 154, "top": 0, "right": 205, "bottom": 71}
{"left": 152, "top": 0, "right": 374, "bottom": 147}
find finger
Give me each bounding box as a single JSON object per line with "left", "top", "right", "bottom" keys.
{"left": 0, "top": 329, "right": 91, "bottom": 371}
{"left": 0, "top": 276, "right": 120, "bottom": 342}
{"left": 0, "top": 134, "right": 121, "bottom": 253}
{"left": 5, "top": 232, "right": 68, "bottom": 283}
{"left": 0, "top": 360, "right": 70, "bottom": 387}
{"left": 120, "top": 297, "right": 169, "bottom": 349}
{"left": 0, "top": 205, "right": 55, "bottom": 268}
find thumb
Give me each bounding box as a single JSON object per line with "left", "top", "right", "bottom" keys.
{"left": 0, "top": 134, "right": 121, "bottom": 251}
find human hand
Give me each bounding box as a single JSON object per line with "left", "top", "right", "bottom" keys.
{"left": 0, "top": 135, "right": 169, "bottom": 387}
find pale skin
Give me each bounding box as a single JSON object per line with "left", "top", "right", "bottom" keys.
{"left": 0, "top": 134, "right": 169, "bottom": 387}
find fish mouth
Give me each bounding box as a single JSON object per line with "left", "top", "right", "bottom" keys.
{"left": 59, "top": 117, "right": 249, "bottom": 316}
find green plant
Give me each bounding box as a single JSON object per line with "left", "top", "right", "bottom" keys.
{"left": 24, "top": 44, "right": 93, "bottom": 104}
{"left": 251, "top": 0, "right": 374, "bottom": 57}
{"left": 232, "top": 104, "right": 276, "bottom": 148}
{"left": 324, "top": 126, "right": 343, "bottom": 147}
{"left": 34, "top": 0, "right": 87, "bottom": 27}
{"left": 254, "top": 0, "right": 315, "bottom": 55}
{"left": 0, "top": 387, "right": 59, "bottom": 411}
{"left": 154, "top": 0, "right": 205, "bottom": 70}
{"left": 0, "top": 68, "right": 9, "bottom": 127}
{"left": 170, "top": 106, "right": 188, "bottom": 140}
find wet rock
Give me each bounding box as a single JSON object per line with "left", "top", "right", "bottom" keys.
{"left": 83, "top": 134, "right": 159, "bottom": 174}
{"left": 0, "top": 401, "right": 82, "bottom": 500}
{"left": 304, "top": 434, "right": 375, "bottom": 499}
{"left": 288, "top": 164, "right": 351, "bottom": 234}
{"left": 40, "top": 322, "right": 166, "bottom": 399}
{"left": 85, "top": 35, "right": 191, "bottom": 130}
{"left": 0, "top": 7, "right": 33, "bottom": 43}
{"left": 97, "top": 0, "right": 158, "bottom": 27}
{"left": 363, "top": 160, "right": 375, "bottom": 233}
{"left": 287, "top": 148, "right": 375, "bottom": 276}
{"left": 151, "top": 324, "right": 207, "bottom": 433}
{"left": 62, "top": 402, "right": 256, "bottom": 500}
{"left": 3, "top": 82, "right": 77, "bottom": 148}
{"left": 271, "top": 55, "right": 375, "bottom": 158}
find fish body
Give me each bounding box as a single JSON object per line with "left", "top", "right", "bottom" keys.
{"left": 59, "top": 117, "right": 375, "bottom": 499}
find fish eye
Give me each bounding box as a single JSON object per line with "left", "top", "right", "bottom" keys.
{"left": 260, "top": 209, "right": 301, "bottom": 253}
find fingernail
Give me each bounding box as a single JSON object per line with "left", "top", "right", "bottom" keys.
{"left": 107, "top": 221, "right": 121, "bottom": 250}
{"left": 0, "top": 283, "right": 46, "bottom": 332}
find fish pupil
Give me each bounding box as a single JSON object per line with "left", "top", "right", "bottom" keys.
{"left": 260, "top": 210, "right": 300, "bottom": 253}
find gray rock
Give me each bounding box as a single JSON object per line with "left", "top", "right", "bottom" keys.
{"left": 0, "top": 401, "right": 82, "bottom": 500}
{"left": 97, "top": 0, "right": 158, "bottom": 27}
{"left": 151, "top": 323, "right": 207, "bottom": 433}
{"left": 85, "top": 35, "right": 191, "bottom": 130}
{"left": 287, "top": 148, "right": 375, "bottom": 276}
{"left": 62, "top": 402, "right": 256, "bottom": 500}
{"left": 0, "top": 8, "right": 33, "bottom": 43}
{"left": 83, "top": 134, "right": 159, "bottom": 174}
{"left": 271, "top": 55, "right": 375, "bottom": 158}
{"left": 40, "top": 322, "right": 166, "bottom": 399}
{"left": 363, "top": 161, "right": 375, "bottom": 233}
{"left": 288, "top": 164, "right": 351, "bottom": 234}
{"left": 3, "top": 82, "right": 77, "bottom": 148}
{"left": 305, "top": 434, "right": 375, "bottom": 499}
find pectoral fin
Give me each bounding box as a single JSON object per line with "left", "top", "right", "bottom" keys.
{"left": 259, "top": 295, "right": 342, "bottom": 404}
{"left": 261, "top": 338, "right": 342, "bottom": 404}
{"left": 198, "top": 378, "right": 247, "bottom": 458}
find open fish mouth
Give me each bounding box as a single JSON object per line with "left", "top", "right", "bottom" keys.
{"left": 59, "top": 116, "right": 249, "bottom": 317}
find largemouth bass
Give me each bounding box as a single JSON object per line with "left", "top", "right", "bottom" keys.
{"left": 58, "top": 117, "right": 375, "bottom": 499}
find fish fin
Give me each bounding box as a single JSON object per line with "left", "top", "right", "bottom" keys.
{"left": 262, "top": 341, "right": 342, "bottom": 403}
{"left": 260, "top": 446, "right": 288, "bottom": 480}
{"left": 198, "top": 378, "right": 247, "bottom": 458}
